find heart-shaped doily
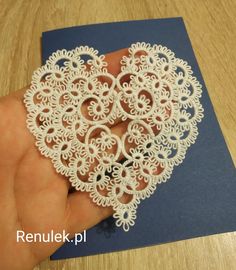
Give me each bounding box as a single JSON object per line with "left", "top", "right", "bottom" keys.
{"left": 23, "top": 42, "right": 204, "bottom": 231}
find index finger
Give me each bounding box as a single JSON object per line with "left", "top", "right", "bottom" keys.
{"left": 8, "top": 48, "right": 129, "bottom": 100}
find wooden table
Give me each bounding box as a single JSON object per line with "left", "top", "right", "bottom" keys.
{"left": 0, "top": 0, "right": 235, "bottom": 269}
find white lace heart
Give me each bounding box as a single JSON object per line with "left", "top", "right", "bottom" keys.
{"left": 23, "top": 42, "right": 204, "bottom": 231}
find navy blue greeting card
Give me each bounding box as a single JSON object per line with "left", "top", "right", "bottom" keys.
{"left": 41, "top": 18, "right": 236, "bottom": 260}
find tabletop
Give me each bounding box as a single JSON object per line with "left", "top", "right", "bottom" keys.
{"left": 0, "top": 0, "right": 236, "bottom": 269}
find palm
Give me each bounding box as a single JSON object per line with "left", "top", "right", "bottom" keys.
{"left": 0, "top": 90, "right": 66, "bottom": 262}
{"left": 0, "top": 89, "right": 106, "bottom": 269}
{"left": 0, "top": 48, "right": 127, "bottom": 270}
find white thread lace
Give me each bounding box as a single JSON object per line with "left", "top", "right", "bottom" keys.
{"left": 23, "top": 42, "right": 204, "bottom": 231}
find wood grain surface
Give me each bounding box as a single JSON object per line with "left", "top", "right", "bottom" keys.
{"left": 0, "top": 0, "right": 235, "bottom": 269}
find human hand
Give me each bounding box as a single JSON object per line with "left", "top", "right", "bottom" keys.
{"left": 0, "top": 48, "right": 129, "bottom": 270}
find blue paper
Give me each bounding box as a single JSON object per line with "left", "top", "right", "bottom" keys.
{"left": 41, "top": 18, "right": 236, "bottom": 260}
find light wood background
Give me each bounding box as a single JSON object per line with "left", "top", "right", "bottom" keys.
{"left": 0, "top": 0, "right": 236, "bottom": 269}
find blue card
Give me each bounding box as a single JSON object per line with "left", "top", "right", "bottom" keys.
{"left": 41, "top": 18, "right": 236, "bottom": 260}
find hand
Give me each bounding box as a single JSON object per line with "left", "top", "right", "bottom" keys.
{"left": 0, "top": 48, "right": 129, "bottom": 270}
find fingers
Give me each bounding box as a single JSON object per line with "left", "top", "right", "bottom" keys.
{"left": 104, "top": 48, "right": 128, "bottom": 76}
{"left": 65, "top": 117, "right": 160, "bottom": 235}
{"left": 66, "top": 103, "right": 171, "bottom": 234}
{"left": 8, "top": 48, "right": 129, "bottom": 101}
{"left": 63, "top": 49, "right": 172, "bottom": 234}
{"left": 66, "top": 190, "right": 113, "bottom": 235}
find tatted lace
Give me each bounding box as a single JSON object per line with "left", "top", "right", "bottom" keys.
{"left": 23, "top": 42, "right": 204, "bottom": 231}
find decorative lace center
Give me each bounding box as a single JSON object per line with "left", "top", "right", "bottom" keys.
{"left": 23, "top": 42, "right": 204, "bottom": 231}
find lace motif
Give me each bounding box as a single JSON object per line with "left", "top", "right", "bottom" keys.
{"left": 23, "top": 42, "right": 204, "bottom": 231}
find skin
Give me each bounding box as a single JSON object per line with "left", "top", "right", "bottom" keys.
{"left": 0, "top": 48, "right": 130, "bottom": 270}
